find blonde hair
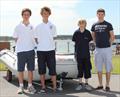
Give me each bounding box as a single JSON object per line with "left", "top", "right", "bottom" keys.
{"left": 78, "top": 19, "right": 87, "bottom": 27}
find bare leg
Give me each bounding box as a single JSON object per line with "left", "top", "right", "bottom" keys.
{"left": 85, "top": 79, "right": 88, "bottom": 84}
{"left": 18, "top": 72, "right": 24, "bottom": 87}
{"left": 79, "top": 78, "right": 82, "bottom": 83}
{"left": 98, "top": 72, "right": 103, "bottom": 86}
{"left": 51, "top": 75, "right": 56, "bottom": 90}
{"left": 28, "top": 71, "right": 33, "bottom": 86}
{"left": 106, "top": 72, "right": 111, "bottom": 87}
{"left": 40, "top": 74, "right": 46, "bottom": 89}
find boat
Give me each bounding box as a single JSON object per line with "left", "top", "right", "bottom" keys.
{"left": 0, "top": 49, "right": 78, "bottom": 81}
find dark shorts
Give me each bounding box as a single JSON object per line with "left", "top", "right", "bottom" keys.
{"left": 76, "top": 54, "right": 92, "bottom": 79}
{"left": 17, "top": 50, "right": 35, "bottom": 72}
{"left": 37, "top": 50, "right": 56, "bottom": 76}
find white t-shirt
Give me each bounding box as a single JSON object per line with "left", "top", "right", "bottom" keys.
{"left": 34, "top": 21, "right": 57, "bottom": 51}
{"left": 13, "top": 22, "right": 35, "bottom": 53}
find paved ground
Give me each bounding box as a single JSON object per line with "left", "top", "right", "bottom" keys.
{"left": 0, "top": 71, "right": 120, "bottom": 97}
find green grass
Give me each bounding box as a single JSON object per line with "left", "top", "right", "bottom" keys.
{"left": 91, "top": 55, "right": 120, "bottom": 74}
{"left": 0, "top": 55, "right": 120, "bottom": 74}
{"left": 0, "top": 62, "right": 7, "bottom": 71}
{"left": 111, "top": 55, "right": 120, "bottom": 74}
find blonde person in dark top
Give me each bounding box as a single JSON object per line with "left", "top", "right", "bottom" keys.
{"left": 72, "top": 19, "right": 93, "bottom": 91}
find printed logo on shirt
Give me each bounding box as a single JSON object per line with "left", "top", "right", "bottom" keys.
{"left": 29, "top": 26, "right": 33, "bottom": 30}
{"left": 95, "top": 25, "right": 107, "bottom": 32}
{"left": 50, "top": 25, "right": 53, "bottom": 30}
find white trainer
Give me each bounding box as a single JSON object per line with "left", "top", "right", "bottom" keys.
{"left": 75, "top": 84, "right": 83, "bottom": 91}
{"left": 26, "top": 86, "right": 36, "bottom": 94}
{"left": 85, "top": 83, "right": 92, "bottom": 91}
{"left": 17, "top": 87, "right": 24, "bottom": 94}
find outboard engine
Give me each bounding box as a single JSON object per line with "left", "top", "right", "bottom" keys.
{"left": 57, "top": 72, "right": 68, "bottom": 91}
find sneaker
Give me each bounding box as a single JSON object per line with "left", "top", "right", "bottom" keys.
{"left": 40, "top": 88, "right": 46, "bottom": 94}
{"left": 96, "top": 86, "right": 103, "bottom": 90}
{"left": 105, "top": 86, "right": 110, "bottom": 92}
{"left": 27, "top": 86, "right": 36, "bottom": 94}
{"left": 85, "top": 83, "right": 92, "bottom": 91}
{"left": 53, "top": 88, "right": 60, "bottom": 93}
{"left": 17, "top": 87, "right": 24, "bottom": 94}
{"left": 75, "top": 83, "right": 83, "bottom": 91}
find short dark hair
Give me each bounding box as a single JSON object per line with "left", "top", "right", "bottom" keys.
{"left": 41, "top": 6, "right": 51, "bottom": 15}
{"left": 97, "top": 8, "right": 105, "bottom": 14}
{"left": 21, "top": 8, "right": 32, "bottom": 16}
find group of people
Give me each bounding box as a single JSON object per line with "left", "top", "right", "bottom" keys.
{"left": 13, "top": 7, "right": 115, "bottom": 94}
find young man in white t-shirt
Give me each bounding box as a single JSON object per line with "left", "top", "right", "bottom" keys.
{"left": 34, "top": 7, "right": 57, "bottom": 93}
{"left": 13, "top": 8, "right": 36, "bottom": 94}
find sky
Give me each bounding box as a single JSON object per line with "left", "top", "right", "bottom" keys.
{"left": 0, "top": 0, "right": 120, "bottom": 36}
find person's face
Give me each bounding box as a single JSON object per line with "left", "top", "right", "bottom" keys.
{"left": 41, "top": 10, "right": 50, "bottom": 20}
{"left": 97, "top": 12, "right": 105, "bottom": 20}
{"left": 79, "top": 22, "right": 86, "bottom": 30}
{"left": 22, "top": 11, "right": 31, "bottom": 21}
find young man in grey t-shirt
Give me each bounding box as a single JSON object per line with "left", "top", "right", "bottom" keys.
{"left": 91, "top": 8, "right": 115, "bottom": 91}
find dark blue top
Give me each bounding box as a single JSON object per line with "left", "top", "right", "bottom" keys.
{"left": 91, "top": 20, "right": 113, "bottom": 48}
{"left": 72, "top": 29, "right": 92, "bottom": 58}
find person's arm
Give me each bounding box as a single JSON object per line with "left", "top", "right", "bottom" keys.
{"left": 52, "top": 24, "right": 57, "bottom": 40}
{"left": 109, "top": 31, "right": 115, "bottom": 45}
{"left": 34, "top": 26, "right": 39, "bottom": 44}
{"left": 108, "top": 23, "right": 115, "bottom": 45}
{"left": 13, "top": 27, "right": 18, "bottom": 43}
{"left": 91, "top": 24, "right": 96, "bottom": 43}
{"left": 35, "top": 38, "right": 38, "bottom": 44}
{"left": 14, "top": 38, "right": 18, "bottom": 43}
{"left": 88, "top": 31, "right": 93, "bottom": 42}
{"left": 92, "top": 31, "right": 96, "bottom": 43}
{"left": 72, "top": 32, "right": 76, "bottom": 42}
